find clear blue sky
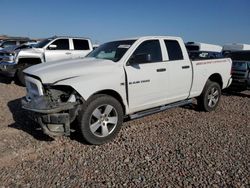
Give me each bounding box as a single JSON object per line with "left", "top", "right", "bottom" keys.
{"left": 1, "top": 0, "right": 250, "bottom": 45}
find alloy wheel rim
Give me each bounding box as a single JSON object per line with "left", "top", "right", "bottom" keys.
{"left": 89, "top": 104, "right": 118, "bottom": 137}
{"left": 207, "top": 87, "right": 219, "bottom": 108}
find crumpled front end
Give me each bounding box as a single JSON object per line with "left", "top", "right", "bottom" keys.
{"left": 22, "top": 75, "right": 82, "bottom": 136}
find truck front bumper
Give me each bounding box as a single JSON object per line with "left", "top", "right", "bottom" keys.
{"left": 0, "top": 62, "right": 17, "bottom": 77}
{"left": 22, "top": 96, "right": 79, "bottom": 136}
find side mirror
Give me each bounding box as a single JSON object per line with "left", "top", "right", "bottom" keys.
{"left": 48, "top": 44, "right": 57, "bottom": 50}
{"left": 129, "top": 53, "right": 151, "bottom": 64}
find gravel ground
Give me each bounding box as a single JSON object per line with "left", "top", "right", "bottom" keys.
{"left": 0, "top": 76, "right": 249, "bottom": 187}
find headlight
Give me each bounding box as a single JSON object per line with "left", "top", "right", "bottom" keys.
{"left": 26, "top": 81, "right": 40, "bottom": 100}
{"left": 13, "top": 52, "right": 18, "bottom": 59}
{"left": 25, "top": 76, "right": 44, "bottom": 100}
{"left": 2, "top": 53, "right": 16, "bottom": 63}
{"left": 43, "top": 85, "right": 75, "bottom": 103}
{"left": 2, "top": 56, "right": 14, "bottom": 62}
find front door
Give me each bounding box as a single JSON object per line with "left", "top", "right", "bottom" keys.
{"left": 45, "top": 39, "right": 72, "bottom": 62}
{"left": 125, "top": 40, "right": 169, "bottom": 113}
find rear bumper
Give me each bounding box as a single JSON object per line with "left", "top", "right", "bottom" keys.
{"left": 0, "top": 62, "right": 17, "bottom": 77}
{"left": 21, "top": 96, "right": 78, "bottom": 136}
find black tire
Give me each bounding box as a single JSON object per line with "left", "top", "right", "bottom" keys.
{"left": 78, "top": 95, "right": 124, "bottom": 145}
{"left": 197, "top": 80, "right": 221, "bottom": 112}
{"left": 16, "top": 64, "right": 30, "bottom": 86}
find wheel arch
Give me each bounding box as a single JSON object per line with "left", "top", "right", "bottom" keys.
{"left": 90, "top": 89, "right": 127, "bottom": 115}
{"left": 18, "top": 58, "right": 42, "bottom": 66}
{"left": 208, "top": 73, "right": 223, "bottom": 88}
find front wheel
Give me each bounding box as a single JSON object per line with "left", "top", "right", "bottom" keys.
{"left": 78, "top": 95, "right": 124, "bottom": 145}
{"left": 197, "top": 80, "right": 221, "bottom": 112}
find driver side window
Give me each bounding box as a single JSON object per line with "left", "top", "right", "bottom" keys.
{"left": 48, "top": 39, "right": 69, "bottom": 50}
{"left": 131, "top": 40, "right": 162, "bottom": 64}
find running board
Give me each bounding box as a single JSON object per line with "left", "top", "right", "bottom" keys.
{"left": 129, "top": 99, "right": 192, "bottom": 120}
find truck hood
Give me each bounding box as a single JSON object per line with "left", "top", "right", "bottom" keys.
{"left": 17, "top": 47, "right": 44, "bottom": 57}
{"left": 24, "top": 58, "right": 119, "bottom": 83}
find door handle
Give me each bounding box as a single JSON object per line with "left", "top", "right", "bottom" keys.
{"left": 182, "top": 65, "right": 190, "bottom": 69}
{"left": 65, "top": 52, "right": 72, "bottom": 55}
{"left": 156, "top": 68, "right": 166, "bottom": 72}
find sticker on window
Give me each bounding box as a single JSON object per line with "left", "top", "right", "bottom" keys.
{"left": 118, "top": 45, "right": 131, "bottom": 49}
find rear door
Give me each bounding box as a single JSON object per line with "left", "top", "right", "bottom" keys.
{"left": 163, "top": 40, "right": 192, "bottom": 102}
{"left": 125, "top": 39, "right": 170, "bottom": 112}
{"left": 71, "top": 39, "right": 92, "bottom": 59}
{"left": 44, "top": 39, "right": 72, "bottom": 62}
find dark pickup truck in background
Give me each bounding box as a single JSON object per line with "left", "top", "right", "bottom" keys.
{"left": 228, "top": 50, "right": 250, "bottom": 90}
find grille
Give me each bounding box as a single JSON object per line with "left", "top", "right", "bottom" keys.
{"left": 232, "top": 72, "right": 247, "bottom": 79}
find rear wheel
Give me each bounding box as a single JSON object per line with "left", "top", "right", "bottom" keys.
{"left": 197, "top": 80, "right": 221, "bottom": 112}
{"left": 78, "top": 95, "right": 123, "bottom": 145}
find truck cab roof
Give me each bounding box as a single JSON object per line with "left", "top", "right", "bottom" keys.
{"left": 48, "top": 36, "right": 91, "bottom": 40}
{"left": 118, "top": 36, "right": 182, "bottom": 41}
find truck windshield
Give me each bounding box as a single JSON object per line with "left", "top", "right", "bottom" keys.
{"left": 34, "top": 38, "right": 53, "bottom": 48}
{"left": 87, "top": 40, "right": 136, "bottom": 62}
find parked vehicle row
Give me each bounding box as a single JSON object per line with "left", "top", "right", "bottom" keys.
{"left": 22, "top": 36, "right": 232, "bottom": 145}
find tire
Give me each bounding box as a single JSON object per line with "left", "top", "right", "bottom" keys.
{"left": 197, "top": 80, "right": 221, "bottom": 112}
{"left": 16, "top": 64, "right": 30, "bottom": 86}
{"left": 78, "top": 95, "right": 124, "bottom": 145}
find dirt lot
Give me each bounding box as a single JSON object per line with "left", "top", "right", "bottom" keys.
{"left": 0, "top": 76, "right": 249, "bottom": 187}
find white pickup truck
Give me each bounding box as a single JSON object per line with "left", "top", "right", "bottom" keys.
{"left": 22, "top": 36, "right": 232, "bottom": 145}
{"left": 0, "top": 36, "right": 93, "bottom": 85}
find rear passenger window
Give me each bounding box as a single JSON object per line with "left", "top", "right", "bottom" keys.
{"left": 132, "top": 40, "right": 162, "bottom": 63}
{"left": 50, "top": 39, "right": 69, "bottom": 50}
{"left": 164, "top": 40, "right": 183, "bottom": 61}
{"left": 73, "top": 39, "right": 90, "bottom": 50}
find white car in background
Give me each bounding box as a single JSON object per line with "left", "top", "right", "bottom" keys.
{"left": 0, "top": 36, "right": 94, "bottom": 85}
